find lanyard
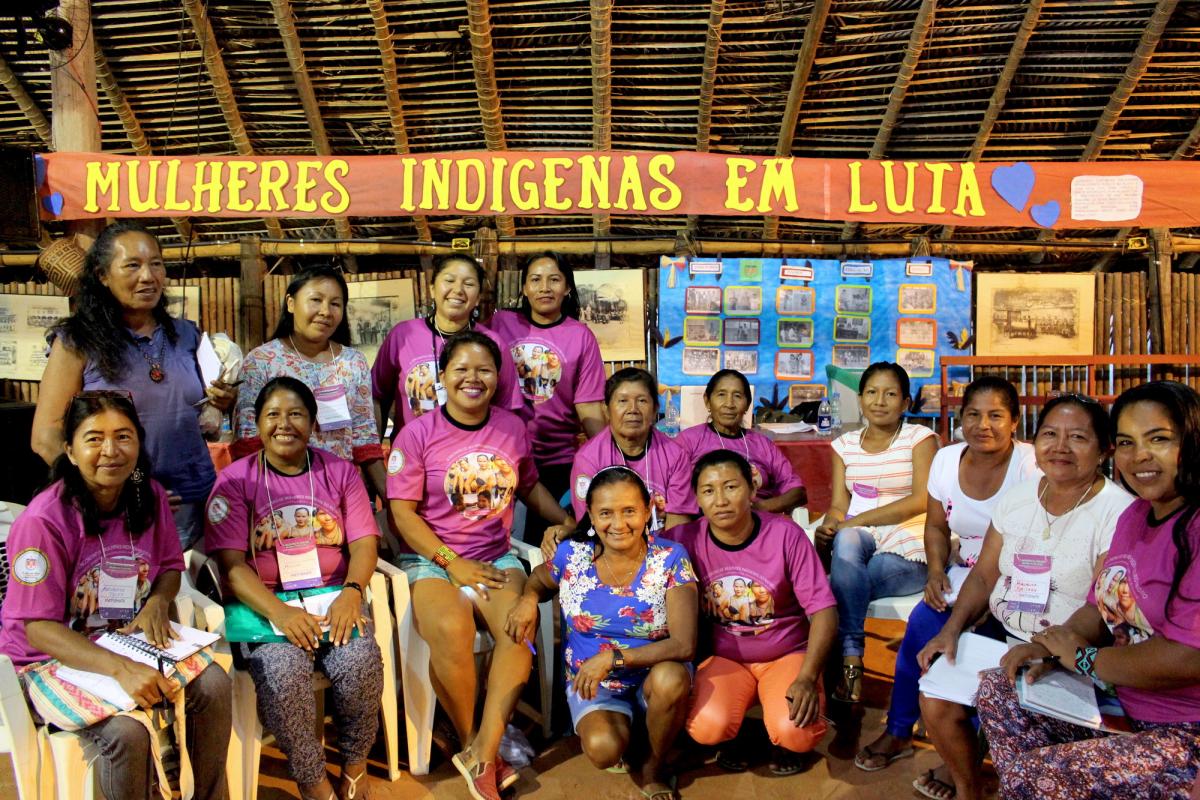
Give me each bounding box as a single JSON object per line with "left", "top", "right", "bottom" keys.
{"left": 708, "top": 423, "right": 751, "bottom": 462}
{"left": 258, "top": 450, "right": 316, "bottom": 554}
{"left": 96, "top": 526, "right": 139, "bottom": 567}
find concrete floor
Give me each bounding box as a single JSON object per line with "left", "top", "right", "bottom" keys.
{"left": 2, "top": 619, "right": 999, "bottom": 799}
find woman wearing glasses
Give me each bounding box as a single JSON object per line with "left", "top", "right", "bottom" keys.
{"left": 0, "top": 391, "right": 231, "bottom": 800}
{"left": 32, "top": 222, "right": 237, "bottom": 550}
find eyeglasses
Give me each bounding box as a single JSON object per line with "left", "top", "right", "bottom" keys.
{"left": 1047, "top": 391, "right": 1101, "bottom": 406}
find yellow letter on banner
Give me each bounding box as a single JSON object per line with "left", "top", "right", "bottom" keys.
{"left": 883, "top": 161, "right": 917, "bottom": 214}
{"left": 419, "top": 159, "right": 451, "bottom": 210}
{"left": 257, "top": 161, "right": 291, "bottom": 211}
{"left": 847, "top": 162, "right": 877, "bottom": 213}
{"left": 578, "top": 155, "right": 611, "bottom": 211}
{"left": 510, "top": 159, "right": 539, "bottom": 211}
{"left": 225, "top": 161, "right": 255, "bottom": 212}
{"left": 952, "top": 162, "right": 986, "bottom": 217}
{"left": 456, "top": 159, "right": 486, "bottom": 211}
{"left": 85, "top": 161, "right": 121, "bottom": 213}
{"left": 542, "top": 157, "right": 573, "bottom": 211}
{"left": 321, "top": 160, "right": 351, "bottom": 214}
{"left": 127, "top": 160, "right": 160, "bottom": 213}
{"left": 192, "top": 161, "right": 225, "bottom": 213}
{"left": 293, "top": 161, "right": 322, "bottom": 213}
{"left": 923, "top": 162, "right": 953, "bottom": 214}
{"left": 163, "top": 160, "right": 191, "bottom": 212}
{"left": 756, "top": 157, "right": 798, "bottom": 213}
{"left": 725, "top": 158, "right": 756, "bottom": 212}
{"left": 647, "top": 154, "right": 681, "bottom": 210}
{"left": 614, "top": 156, "right": 647, "bottom": 211}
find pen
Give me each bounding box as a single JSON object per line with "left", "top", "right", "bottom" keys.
{"left": 523, "top": 638, "right": 537, "bottom": 656}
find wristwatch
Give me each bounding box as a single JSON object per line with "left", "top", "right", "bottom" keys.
{"left": 611, "top": 649, "right": 626, "bottom": 670}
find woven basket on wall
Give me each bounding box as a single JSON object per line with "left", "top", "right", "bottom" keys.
{"left": 36, "top": 236, "right": 87, "bottom": 297}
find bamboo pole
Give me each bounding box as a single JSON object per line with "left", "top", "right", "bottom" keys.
{"left": 590, "top": 0, "right": 613, "bottom": 242}
{"left": 0, "top": 53, "right": 51, "bottom": 144}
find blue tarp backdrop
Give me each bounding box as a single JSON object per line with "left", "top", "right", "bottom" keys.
{"left": 655, "top": 256, "right": 973, "bottom": 414}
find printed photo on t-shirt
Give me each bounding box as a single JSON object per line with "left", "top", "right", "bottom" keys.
{"left": 446, "top": 452, "right": 517, "bottom": 521}
{"left": 253, "top": 504, "right": 342, "bottom": 550}
{"left": 404, "top": 360, "right": 440, "bottom": 416}
{"left": 1095, "top": 564, "right": 1154, "bottom": 645}
{"left": 703, "top": 575, "right": 776, "bottom": 633}
{"left": 511, "top": 342, "right": 563, "bottom": 403}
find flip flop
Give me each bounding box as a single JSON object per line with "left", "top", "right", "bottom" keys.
{"left": 913, "top": 768, "right": 956, "bottom": 800}
{"left": 716, "top": 745, "right": 749, "bottom": 772}
{"left": 604, "top": 759, "right": 629, "bottom": 774}
{"left": 768, "top": 746, "right": 808, "bottom": 776}
{"left": 639, "top": 776, "right": 678, "bottom": 800}
{"left": 853, "top": 742, "right": 915, "bottom": 772}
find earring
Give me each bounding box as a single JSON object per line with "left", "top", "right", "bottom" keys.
{"left": 587, "top": 527, "right": 596, "bottom": 538}
{"left": 130, "top": 468, "right": 145, "bottom": 484}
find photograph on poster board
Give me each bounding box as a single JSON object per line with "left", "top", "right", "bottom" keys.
{"left": 684, "top": 286, "right": 722, "bottom": 315}
{"left": 777, "top": 318, "right": 814, "bottom": 348}
{"left": 896, "top": 317, "right": 937, "bottom": 348}
{"left": 682, "top": 346, "right": 720, "bottom": 376}
{"left": 897, "top": 347, "right": 936, "bottom": 378}
{"left": 723, "top": 286, "right": 762, "bottom": 316}
{"left": 164, "top": 286, "right": 201, "bottom": 325}
{"left": 776, "top": 286, "right": 815, "bottom": 315}
{"left": 832, "top": 344, "right": 871, "bottom": 370}
{"left": 833, "top": 315, "right": 871, "bottom": 342}
{"left": 788, "top": 383, "right": 827, "bottom": 408}
{"left": 835, "top": 285, "right": 872, "bottom": 314}
{"left": 0, "top": 293, "right": 71, "bottom": 381}
{"left": 680, "top": 385, "right": 754, "bottom": 429}
{"left": 683, "top": 316, "right": 722, "bottom": 346}
{"left": 975, "top": 273, "right": 1095, "bottom": 356}
{"left": 723, "top": 349, "right": 758, "bottom": 374}
{"left": 723, "top": 318, "right": 760, "bottom": 346}
{"left": 775, "top": 350, "right": 814, "bottom": 380}
{"left": 575, "top": 269, "right": 646, "bottom": 361}
{"left": 898, "top": 283, "right": 937, "bottom": 315}
{"left": 346, "top": 279, "right": 417, "bottom": 367}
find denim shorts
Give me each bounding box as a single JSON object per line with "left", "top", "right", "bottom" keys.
{"left": 566, "top": 662, "right": 695, "bottom": 729}
{"left": 394, "top": 551, "right": 525, "bottom": 583}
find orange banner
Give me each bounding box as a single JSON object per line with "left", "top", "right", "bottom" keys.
{"left": 36, "top": 150, "right": 1200, "bottom": 229}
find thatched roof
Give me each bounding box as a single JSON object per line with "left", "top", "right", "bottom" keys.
{"left": 2, "top": 0, "right": 1199, "bottom": 266}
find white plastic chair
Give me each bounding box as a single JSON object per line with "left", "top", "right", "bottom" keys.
{"left": 384, "top": 539, "right": 554, "bottom": 776}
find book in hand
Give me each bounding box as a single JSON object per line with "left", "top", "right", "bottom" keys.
{"left": 1016, "top": 669, "right": 1132, "bottom": 734}
{"left": 918, "top": 632, "right": 1010, "bottom": 706}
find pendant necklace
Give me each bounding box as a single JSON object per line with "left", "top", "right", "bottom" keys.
{"left": 136, "top": 331, "right": 166, "bottom": 383}
{"left": 1036, "top": 478, "right": 1094, "bottom": 541}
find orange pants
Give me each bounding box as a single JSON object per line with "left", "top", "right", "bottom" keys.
{"left": 686, "top": 653, "right": 827, "bottom": 753}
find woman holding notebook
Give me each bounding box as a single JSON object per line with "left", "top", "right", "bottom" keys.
{"left": 978, "top": 382, "right": 1200, "bottom": 800}
{"left": 913, "top": 393, "right": 1133, "bottom": 800}
{"left": 0, "top": 391, "right": 231, "bottom": 800}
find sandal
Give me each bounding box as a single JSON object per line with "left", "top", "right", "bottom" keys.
{"left": 639, "top": 775, "right": 678, "bottom": 800}
{"left": 339, "top": 766, "right": 371, "bottom": 800}
{"left": 913, "top": 767, "right": 956, "bottom": 800}
{"left": 716, "top": 745, "right": 749, "bottom": 772}
{"left": 833, "top": 662, "right": 863, "bottom": 703}
{"left": 853, "top": 740, "right": 915, "bottom": 772}
{"left": 604, "top": 759, "right": 629, "bottom": 774}
{"left": 768, "top": 745, "right": 807, "bottom": 776}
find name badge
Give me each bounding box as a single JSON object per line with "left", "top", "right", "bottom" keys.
{"left": 276, "top": 534, "right": 323, "bottom": 590}
{"left": 1008, "top": 553, "right": 1052, "bottom": 613}
{"left": 314, "top": 384, "right": 353, "bottom": 431}
{"left": 98, "top": 555, "right": 139, "bottom": 621}
{"left": 846, "top": 482, "right": 879, "bottom": 519}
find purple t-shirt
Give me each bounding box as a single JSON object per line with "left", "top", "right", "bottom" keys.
{"left": 204, "top": 448, "right": 380, "bottom": 591}
{"left": 488, "top": 310, "right": 606, "bottom": 466}
{"left": 675, "top": 424, "right": 804, "bottom": 502}
{"left": 0, "top": 481, "right": 184, "bottom": 666}
{"left": 570, "top": 429, "right": 697, "bottom": 530}
{"left": 1090, "top": 500, "right": 1200, "bottom": 723}
{"left": 387, "top": 406, "right": 538, "bottom": 562}
{"left": 672, "top": 512, "right": 835, "bottom": 663}
{"left": 369, "top": 317, "right": 523, "bottom": 430}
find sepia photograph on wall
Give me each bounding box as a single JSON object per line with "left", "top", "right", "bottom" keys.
{"left": 975, "top": 273, "right": 1095, "bottom": 356}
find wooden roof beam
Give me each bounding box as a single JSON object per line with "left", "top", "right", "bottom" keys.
{"left": 841, "top": 0, "right": 937, "bottom": 240}
{"left": 687, "top": 0, "right": 727, "bottom": 236}
{"left": 0, "top": 53, "right": 50, "bottom": 144}
{"left": 269, "top": 0, "right": 357, "bottom": 265}
{"left": 180, "top": 0, "right": 284, "bottom": 241}
{"left": 762, "top": 0, "right": 832, "bottom": 240}
{"left": 465, "top": 0, "right": 516, "bottom": 238}
{"left": 939, "top": 0, "right": 1044, "bottom": 240}
{"left": 366, "top": 0, "right": 433, "bottom": 244}
{"left": 591, "top": 0, "right": 612, "bottom": 242}
{"left": 94, "top": 47, "right": 194, "bottom": 244}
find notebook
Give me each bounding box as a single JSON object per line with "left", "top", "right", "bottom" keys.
{"left": 223, "top": 584, "right": 360, "bottom": 643}
{"left": 1017, "top": 670, "right": 1132, "bottom": 733}
{"left": 917, "top": 632, "right": 1009, "bottom": 706}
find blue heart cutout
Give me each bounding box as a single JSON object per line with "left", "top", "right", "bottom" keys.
{"left": 42, "top": 193, "right": 64, "bottom": 216}
{"left": 1030, "top": 200, "right": 1060, "bottom": 228}
{"left": 991, "top": 162, "right": 1035, "bottom": 213}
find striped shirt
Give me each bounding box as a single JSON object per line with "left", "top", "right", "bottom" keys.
{"left": 832, "top": 422, "right": 938, "bottom": 562}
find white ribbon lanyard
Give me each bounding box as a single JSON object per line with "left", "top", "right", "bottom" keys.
{"left": 261, "top": 451, "right": 323, "bottom": 590}
{"left": 97, "top": 530, "right": 140, "bottom": 621}
{"left": 313, "top": 383, "right": 353, "bottom": 431}
{"left": 710, "top": 424, "right": 762, "bottom": 490}
{"left": 619, "top": 434, "right": 660, "bottom": 531}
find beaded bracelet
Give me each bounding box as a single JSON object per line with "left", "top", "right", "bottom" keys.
{"left": 432, "top": 545, "right": 459, "bottom": 568}
{"left": 1073, "top": 646, "right": 1098, "bottom": 677}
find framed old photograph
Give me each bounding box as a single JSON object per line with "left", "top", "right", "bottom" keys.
{"left": 685, "top": 286, "right": 722, "bottom": 315}
{"left": 777, "top": 287, "right": 816, "bottom": 318}
{"left": 787, "top": 383, "right": 826, "bottom": 407}
{"left": 833, "top": 315, "right": 871, "bottom": 343}
{"left": 975, "top": 272, "right": 1095, "bottom": 356}
{"left": 774, "top": 349, "right": 814, "bottom": 381}
{"left": 777, "top": 317, "right": 814, "bottom": 348}
{"left": 832, "top": 344, "right": 871, "bottom": 370}
{"left": 898, "top": 283, "right": 937, "bottom": 315}
{"left": 897, "top": 347, "right": 936, "bottom": 378}
{"left": 835, "top": 285, "right": 872, "bottom": 315}
{"left": 346, "top": 278, "right": 417, "bottom": 367}
{"left": 576, "top": 269, "right": 646, "bottom": 361}
{"left": 723, "top": 318, "right": 760, "bottom": 346}
{"left": 683, "top": 316, "right": 722, "bottom": 346}
{"left": 896, "top": 317, "right": 937, "bottom": 348}
{"left": 682, "top": 346, "right": 720, "bottom": 376}
{"left": 164, "top": 285, "right": 201, "bottom": 325}
{"left": 723, "top": 349, "right": 758, "bottom": 374}
{"left": 723, "top": 285, "right": 762, "bottom": 316}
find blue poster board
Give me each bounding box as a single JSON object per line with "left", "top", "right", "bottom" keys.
{"left": 656, "top": 256, "right": 972, "bottom": 414}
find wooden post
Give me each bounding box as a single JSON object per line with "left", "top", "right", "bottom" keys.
{"left": 1153, "top": 227, "right": 1174, "bottom": 376}
{"left": 51, "top": 0, "right": 102, "bottom": 239}
{"left": 474, "top": 228, "right": 499, "bottom": 321}
{"left": 240, "top": 237, "right": 266, "bottom": 351}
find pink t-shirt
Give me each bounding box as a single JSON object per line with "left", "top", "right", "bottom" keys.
{"left": 387, "top": 406, "right": 538, "bottom": 562}
{"left": 670, "top": 512, "right": 835, "bottom": 663}
{"left": 488, "top": 310, "right": 606, "bottom": 466}
{"left": 0, "top": 481, "right": 184, "bottom": 666}
{"left": 1090, "top": 500, "right": 1200, "bottom": 723}
{"left": 369, "top": 318, "right": 523, "bottom": 430}
{"left": 570, "top": 429, "right": 697, "bottom": 530}
{"left": 204, "top": 449, "right": 380, "bottom": 591}
{"left": 675, "top": 423, "right": 804, "bottom": 502}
